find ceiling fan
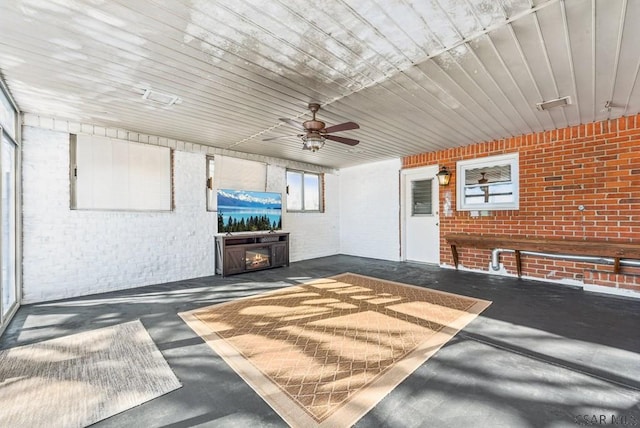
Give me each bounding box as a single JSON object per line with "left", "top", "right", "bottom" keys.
{"left": 263, "top": 103, "right": 360, "bottom": 152}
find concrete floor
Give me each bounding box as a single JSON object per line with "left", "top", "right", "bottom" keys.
{"left": 2, "top": 255, "right": 640, "bottom": 427}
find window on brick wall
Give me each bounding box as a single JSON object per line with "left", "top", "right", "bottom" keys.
{"left": 286, "top": 170, "right": 323, "bottom": 212}
{"left": 456, "top": 153, "right": 519, "bottom": 211}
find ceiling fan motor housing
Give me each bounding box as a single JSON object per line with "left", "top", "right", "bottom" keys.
{"left": 303, "top": 119, "right": 325, "bottom": 132}
{"left": 304, "top": 103, "right": 325, "bottom": 132}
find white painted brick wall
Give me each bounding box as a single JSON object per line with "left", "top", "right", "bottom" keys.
{"left": 21, "top": 127, "right": 217, "bottom": 302}
{"left": 340, "top": 158, "right": 401, "bottom": 261}
{"left": 21, "top": 127, "right": 342, "bottom": 302}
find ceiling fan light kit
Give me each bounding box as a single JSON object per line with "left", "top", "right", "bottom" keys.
{"left": 264, "top": 103, "right": 359, "bottom": 152}
{"left": 302, "top": 132, "right": 325, "bottom": 152}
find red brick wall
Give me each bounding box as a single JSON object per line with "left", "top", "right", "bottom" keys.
{"left": 402, "top": 114, "right": 640, "bottom": 290}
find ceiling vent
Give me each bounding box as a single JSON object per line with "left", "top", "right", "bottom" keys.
{"left": 141, "top": 88, "right": 182, "bottom": 106}
{"left": 536, "top": 96, "right": 571, "bottom": 111}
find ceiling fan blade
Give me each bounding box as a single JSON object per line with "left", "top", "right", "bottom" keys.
{"left": 325, "top": 134, "right": 359, "bottom": 146}
{"left": 279, "top": 118, "right": 303, "bottom": 129}
{"left": 262, "top": 134, "right": 298, "bottom": 141}
{"left": 324, "top": 121, "right": 359, "bottom": 133}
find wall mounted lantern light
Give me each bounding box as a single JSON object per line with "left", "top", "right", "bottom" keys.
{"left": 436, "top": 165, "right": 451, "bottom": 186}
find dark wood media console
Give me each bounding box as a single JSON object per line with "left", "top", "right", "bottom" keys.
{"left": 215, "top": 232, "right": 289, "bottom": 277}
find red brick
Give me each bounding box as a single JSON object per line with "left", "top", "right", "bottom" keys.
{"left": 401, "top": 114, "right": 640, "bottom": 291}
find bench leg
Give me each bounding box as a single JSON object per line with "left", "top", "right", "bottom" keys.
{"left": 451, "top": 244, "right": 459, "bottom": 269}
{"left": 515, "top": 250, "right": 522, "bottom": 278}
{"left": 613, "top": 258, "right": 621, "bottom": 274}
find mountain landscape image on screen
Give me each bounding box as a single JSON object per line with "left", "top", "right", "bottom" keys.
{"left": 217, "top": 189, "right": 282, "bottom": 233}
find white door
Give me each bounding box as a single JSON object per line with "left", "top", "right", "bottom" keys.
{"left": 402, "top": 165, "right": 440, "bottom": 264}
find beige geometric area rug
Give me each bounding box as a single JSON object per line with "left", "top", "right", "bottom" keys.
{"left": 179, "top": 273, "right": 491, "bottom": 427}
{"left": 0, "top": 320, "right": 181, "bottom": 428}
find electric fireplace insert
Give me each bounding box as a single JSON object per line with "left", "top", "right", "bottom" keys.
{"left": 245, "top": 247, "right": 271, "bottom": 270}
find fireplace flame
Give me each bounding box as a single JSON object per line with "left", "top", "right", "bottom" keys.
{"left": 247, "top": 250, "right": 270, "bottom": 268}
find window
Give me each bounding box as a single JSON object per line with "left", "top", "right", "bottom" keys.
{"left": 215, "top": 156, "right": 266, "bottom": 191}
{"left": 411, "top": 179, "right": 433, "bottom": 215}
{"left": 71, "top": 135, "right": 172, "bottom": 211}
{"left": 1, "top": 134, "right": 17, "bottom": 318}
{"left": 0, "top": 87, "right": 15, "bottom": 140}
{"left": 206, "top": 156, "right": 215, "bottom": 211}
{"left": 0, "top": 81, "right": 18, "bottom": 329}
{"left": 286, "top": 170, "right": 322, "bottom": 212}
{"left": 456, "top": 153, "right": 519, "bottom": 211}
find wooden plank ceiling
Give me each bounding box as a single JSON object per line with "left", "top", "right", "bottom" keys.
{"left": 1, "top": 0, "right": 638, "bottom": 168}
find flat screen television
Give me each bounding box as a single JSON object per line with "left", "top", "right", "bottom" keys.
{"left": 217, "top": 189, "right": 282, "bottom": 233}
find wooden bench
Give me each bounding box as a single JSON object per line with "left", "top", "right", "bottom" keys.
{"left": 445, "top": 233, "right": 640, "bottom": 277}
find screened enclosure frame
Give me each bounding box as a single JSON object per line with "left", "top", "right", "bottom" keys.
{"left": 0, "top": 78, "right": 21, "bottom": 336}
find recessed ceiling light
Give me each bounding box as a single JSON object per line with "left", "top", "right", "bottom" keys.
{"left": 536, "top": 96, "right": 571, "bottom": 111}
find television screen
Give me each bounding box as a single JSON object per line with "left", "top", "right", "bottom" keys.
{"left": 217, "top": 189, "right": 282, "bottom": 233}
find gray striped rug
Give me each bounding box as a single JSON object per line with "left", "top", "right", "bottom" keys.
{"left": 0, "top": 320, "right": 181, "bottom": 427}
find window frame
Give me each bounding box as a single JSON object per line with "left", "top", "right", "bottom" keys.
{"left": 411, "top": 178, "right": 434, "bottom": 216}
{"left": 206, "top": 155, "right": 215, "bottom": 212}
{"left": 456, "top": 153, "right": 519, "bottom": 211}
{"left": 0, "top": 79, "right": 20, "bottom": 334}
{"left": 0, "top": 84, "right": 16, "bottom": 140}
{"left": 286, "top": 169, "right": 324, "bottom": 213}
